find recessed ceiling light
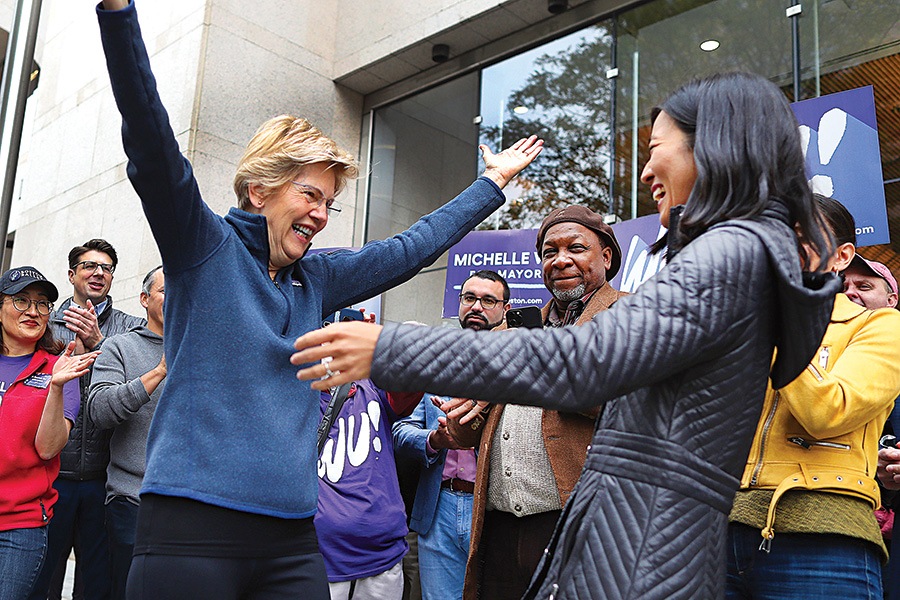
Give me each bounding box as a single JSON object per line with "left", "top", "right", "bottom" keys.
{"left": 700, "top": 40, "right": 720, "bottom": 52}
{"left": 512, "top": 106, "right": 529, "bottom": 114}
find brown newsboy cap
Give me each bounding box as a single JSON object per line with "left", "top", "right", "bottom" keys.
{"left": 536, "top": 205, "right": 622, "bottom": 279}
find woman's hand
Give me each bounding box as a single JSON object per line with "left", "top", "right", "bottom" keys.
{"left": 36, "top": 341, "right": 98, "bottom": 459}
{"left": 291, "top": 322, "right": 382, "bottom": 391}
{"left": 52, "top": 341, "right": 100, "bottom": 387}
{"left": 480, "top": 135, "right": 544, "bottom": 189}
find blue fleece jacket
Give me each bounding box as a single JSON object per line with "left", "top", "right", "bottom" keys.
{"left": 97, "top": 2, "right": 505, "bottom": 518}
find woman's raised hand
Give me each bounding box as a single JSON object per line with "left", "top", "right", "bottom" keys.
{"left": 480, "top": 135, "right": 544, "bottom": 189}
{"left": 52, "top": 340, "right": 100, "bottom": 387}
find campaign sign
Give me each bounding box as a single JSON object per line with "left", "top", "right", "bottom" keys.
{"left": 443, "top": 215, "right": 668, "bottom": 318}
{"left": 443, "top": 229, "right": 550, "bottom": 318}
{"left": 791, "top": 86, "right": 888, "bottom": 247}
{"left": 608, "top": 213, "right": 667, "bottom": 293}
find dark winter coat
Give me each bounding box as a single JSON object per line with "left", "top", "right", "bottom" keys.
{"left": 371, "top": 205, "right": 841, "bottom": 599}
{"left": 49, "top": 296, "right": 145, "bottom": 479}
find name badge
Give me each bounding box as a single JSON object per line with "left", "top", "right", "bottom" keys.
{"left": 23, "top": 373, "right": 52, "bottom": 389}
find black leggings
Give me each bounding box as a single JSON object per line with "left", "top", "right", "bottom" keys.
{"left": 126, "top": 494, "right": 329, "bottom": 600}
{"left": 126, "top": 552, "right": 329, "bottom": 600}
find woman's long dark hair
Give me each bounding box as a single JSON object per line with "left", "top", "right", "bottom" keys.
{"left": 650, "top": 72, "right": 832, "bottom": 268}
{"left": 37, "top": 328, "right": 64, "bottom": 355}
{"left": 814, "top": 193, "right": 856, "bottom": 247}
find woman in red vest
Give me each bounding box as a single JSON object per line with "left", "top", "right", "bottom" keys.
{"left": 0, "top": 266, "right": 99, "bottom": 600}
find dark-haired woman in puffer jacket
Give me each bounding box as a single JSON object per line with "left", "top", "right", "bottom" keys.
{"left": 291, "top": 72, "right": 844, "bottom": 599}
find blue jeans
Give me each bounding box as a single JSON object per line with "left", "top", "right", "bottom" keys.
{"left": 106, "top": 497, "right": 139, "bottom": 600}
{"left": 0, "top": 526, "right": 47, "bottom": 600}
{"left": 726, "top": 522, "right": 883, "bottom": 599}
{"left": 29, "top": 478, "right": 111, "bottom": 600}
{"left": 417, "top": 489, "right": 472, "bottom": 600}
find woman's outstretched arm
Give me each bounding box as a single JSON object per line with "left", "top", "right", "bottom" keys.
{"left": 294, "top": 226, "right": 774, "bottom": 411}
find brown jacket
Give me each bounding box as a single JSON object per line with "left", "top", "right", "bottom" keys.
{"left": 461, "top": 283, "right": 627, "bottom": 600}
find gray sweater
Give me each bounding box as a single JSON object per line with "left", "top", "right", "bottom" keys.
{"left": 87, "top": 326, "right": 164, "bottom": 503}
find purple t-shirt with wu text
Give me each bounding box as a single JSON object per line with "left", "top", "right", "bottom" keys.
{"left": 315, "top": 379, "right": 409, "bottom": 582}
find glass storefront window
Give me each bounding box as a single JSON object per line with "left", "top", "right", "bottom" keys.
{"left": 613, "top": 0, "right": 793, "bottom": 221}
{"left": 799, "top": 0, "right": 900, "bottom": 263}
{"left": 799, "top": 0, "right": 899, "bottom": 101}
{"left": 368, "top": 73, "right": 480, "bottom": 323}
{"left": 478, "top": 22, "right": 614, "bottom": 229}
{"left": 368, "top": 73, "right": 480, "bottom": 243}
{"left": 366, "top": 0, "right": 900, "bottom": 322}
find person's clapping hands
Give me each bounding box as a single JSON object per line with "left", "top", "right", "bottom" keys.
{"left": 429, "top": 415, "right": 464, "bottom": 451}
{"left": 437, "top": 395, "right": 491, "bottom": 425}
{"left": 63, "top": 300, "right": 103, "bottom": 352}
{"left": 878, "top": 444, "right": 900, "bottom": 490}
{"left": 52, "top": 340, "right": 100, "bottom": 387}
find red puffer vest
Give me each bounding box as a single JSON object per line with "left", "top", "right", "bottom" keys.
{"left": 0, "top": 349, "right": 62, "bottom": 531}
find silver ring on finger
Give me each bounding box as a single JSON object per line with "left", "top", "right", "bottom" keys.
{"left": 321, "top": 356, "right": 336, "bottom": 380}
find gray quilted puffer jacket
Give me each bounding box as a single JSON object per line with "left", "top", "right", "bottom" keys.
{"left": 372, "top": 207, "right": 841, "bottom": 599}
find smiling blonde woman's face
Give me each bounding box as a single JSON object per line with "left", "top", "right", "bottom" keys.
{"left": 249, "top": 162, "right": 337, "bottom": 270}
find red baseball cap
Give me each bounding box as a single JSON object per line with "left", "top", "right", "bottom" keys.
{"left": 848, "top": 255, "right": 898, "bottom": 296}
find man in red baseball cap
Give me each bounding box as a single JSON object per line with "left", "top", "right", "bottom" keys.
{"left": 844, "top": 255, "right": 898, "bottom": 310}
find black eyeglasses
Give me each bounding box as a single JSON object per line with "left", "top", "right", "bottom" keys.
{"left": 72, "top": 260, "right": 115, "bottom": 275}
{"left": 459, "top": 292, "right": 502, "bottom": 310}
{"left": 4, "top": 296, "right": 53, "bottom": 316}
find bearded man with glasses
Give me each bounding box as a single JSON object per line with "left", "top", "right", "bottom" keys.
{"left": 392, "top": 271, "right": 509, "bottom": 600}
{"left": 458, "top": 271, "right": 510, "bottom": 331}
{"left": 30, "top": 238, "right": 145, "bottom": 600}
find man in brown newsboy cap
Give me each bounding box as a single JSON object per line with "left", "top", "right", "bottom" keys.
{"left": 453, "top": 204, "right": 627, "bottom": 600}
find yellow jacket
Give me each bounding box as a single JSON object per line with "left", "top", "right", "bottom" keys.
{"left": 740, "top": 293, "right": 900, "bottom": 545}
